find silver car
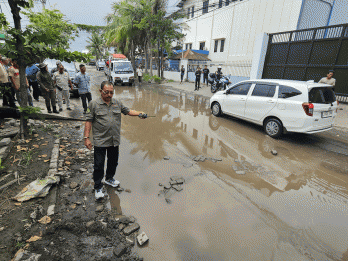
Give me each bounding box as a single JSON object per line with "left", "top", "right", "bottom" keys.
{"left": 96, "top": 60, "right": 105, "bottom": 71}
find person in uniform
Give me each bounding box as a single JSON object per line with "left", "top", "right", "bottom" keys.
{"left": 83, "top": 81, "right": 147, "bottom": 199}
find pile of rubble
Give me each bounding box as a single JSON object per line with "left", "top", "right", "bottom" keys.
{"left": 158, "top": 176, "right": 185, "bottom": 204}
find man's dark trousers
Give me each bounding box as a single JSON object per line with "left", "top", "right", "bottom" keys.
{"left": 30, "top": 81, "right": 41, "bottom": 100}
{"left": 93, "top": 146, "right": 119, "bottom": 190}
{"left": 195, "top": 77, "right": 200, "bottom": 90}
{"left": 1, "top": 83, "right": 16, "bottom": 107}
{"left": 80, "top": 92, "right": 92, "bottom": 112}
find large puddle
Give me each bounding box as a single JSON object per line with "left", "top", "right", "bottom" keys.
{"left": 86, "top": 71, "right": 348, "bottom": 260}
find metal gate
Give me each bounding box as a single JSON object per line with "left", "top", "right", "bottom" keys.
{"left": 262, "top": 23, "right": 348, "bottom": 96}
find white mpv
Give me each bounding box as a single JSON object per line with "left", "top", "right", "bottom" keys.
{"left": 210, "top": 79, "right": 338, "bottom": 138}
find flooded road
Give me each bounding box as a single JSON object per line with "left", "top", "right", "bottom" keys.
{"left": 75, "top": 67, "right": 348, "bottom": 260}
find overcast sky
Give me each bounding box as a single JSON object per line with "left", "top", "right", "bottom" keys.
{"left": 1, "top": 0, "right": 179, "bottom": 52}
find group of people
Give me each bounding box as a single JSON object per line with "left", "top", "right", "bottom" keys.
{"left": 180, "top": 64, "right": 223, "bottom": 91}
{"left": 0, "top": 55, "right": 32, "bottom": 108}
{"left": 0, "top": 58, "right": 94, "bottom": 114}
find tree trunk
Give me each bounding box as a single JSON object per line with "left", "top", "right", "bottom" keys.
{"left": 144, "top": 39, "right": 148, "bottom": 74}
{"left": 8, "top": 0, "right": 29, "bottom": 138}
{"left": 131, "top": 39, "right": 135, "bottom": 71}
{"left": 157, "top": 40, "right": 160, "bottom": 77}
{"left": 149, "top": 41, "right": 153, "bottom": 77}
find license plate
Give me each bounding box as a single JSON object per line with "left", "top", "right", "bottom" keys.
{"left": 321, "top": 110, "right": 333, "bottom": 118}
{"left": 122, "top": 78, "right": 128, "bottom": 82}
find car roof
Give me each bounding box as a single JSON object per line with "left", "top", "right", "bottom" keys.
{"left": 241, "top": 79, "right": 331, "bottom": 90}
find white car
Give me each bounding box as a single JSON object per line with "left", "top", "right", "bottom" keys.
{"left": 210, "top": 79, "right": 338, "bottom": 138}
{"left": 106, "top": 60, "right": 134, "bottom": 86}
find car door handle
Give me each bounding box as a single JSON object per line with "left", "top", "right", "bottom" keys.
{"left": 267, "top": 100, "right": 275, "bottom": 103}
{"left": 240, "top": 98, "right": 246, "bottom": 101}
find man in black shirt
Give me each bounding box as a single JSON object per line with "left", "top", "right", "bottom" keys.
{"left": 203, "top": 65, "right": 209, "bottom": 86}
{"left": 195, "top": 67, "right": 202, "bottom": 91}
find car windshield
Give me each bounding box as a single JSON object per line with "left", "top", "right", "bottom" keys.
{"left": 309, "top": 87, "right": 336, "bottom": 104}
{"left": 113, "top": 62, "right": 133, "bottom": 72}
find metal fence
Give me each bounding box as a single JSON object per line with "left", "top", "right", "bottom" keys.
{"left": 263, "top": 23, "right": 348, "bottom": 95}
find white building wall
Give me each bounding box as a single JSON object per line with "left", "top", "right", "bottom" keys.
{"left": 181, "top": 0, "right": 302, "bottom": 78}
{"left": 329, "top": 0, "right": 348, "bottom": 26}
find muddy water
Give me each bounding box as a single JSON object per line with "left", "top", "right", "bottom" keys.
{"left": 86, "top": 69, "right": 348, "bottom": 260}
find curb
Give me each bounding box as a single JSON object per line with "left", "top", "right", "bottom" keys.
{"left": 47, "top": 138, "right": 60, "bottom": 216}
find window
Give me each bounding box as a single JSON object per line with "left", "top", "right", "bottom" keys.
{"left": 278, "top": 85, "right": 302, "bottom": 99}
{"left": 225, "top": 0, "right": 230, "bottom": 6}
{"left": 189, "top": 43, "right": 192, "bottom": 50}
{"left": 309, "top": 87, "right": 336, "bottom": 104}
{"left": 191, "top": 6, "right": 194, "bottom": 18}
{"left": 203, "top": 0, "right": 209, "bottom": 14}
{"left": 187, "top": 8, "right": 190, "bottom": 19}
{"left": 219, "top": 0, "right": 223, "bottom": 8}
{"left": 220, "top": 39, "right": 225, "bottom": 52}
{"left": 228, "top": 83, "right": 252, "bottom": 95}
{"left": 199, "top": 42, "right": 205, "bottom": 50}
{"left": 185, "top": 43, "right": 192, "bottom": 50}
{"left": 214, "top": 40, "right": 218, "bottom": 52}
{"left": 252, "top": 84, "right": 276, "bottom": 97}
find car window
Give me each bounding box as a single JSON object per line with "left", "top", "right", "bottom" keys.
{"left": 113, "top": 62, "right": 133, "bottom": 72}
{"left": 227, "top": 83, "right": 252, "bottom": 95}
{"left": 278, "top": 85, "right": 302, "bottom": 99}
{"left": 309, "top": 87, "right": 336, "bottom": 104}
{"left": 252, "top": 84, "right": 276, "bottom": 97}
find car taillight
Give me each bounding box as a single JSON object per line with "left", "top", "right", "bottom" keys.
{"left": 302, "top": 102, "right": 314, "bottom": 116}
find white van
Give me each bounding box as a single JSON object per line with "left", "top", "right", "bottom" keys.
{"left": 210, "top": 79, "right": 338, "bottom": 138}
{"left": 106, "top": 60, "right": 134, "bottom": 86}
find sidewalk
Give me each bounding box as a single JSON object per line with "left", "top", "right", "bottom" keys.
{"left": 159, "top": 80, "right": 214, "bottom": 99}
{"left": 160, "top": 80, "right": 348, "bottom": 131}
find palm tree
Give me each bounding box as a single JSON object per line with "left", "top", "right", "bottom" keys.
{"left": 86, "top": 32, "right": 105, "bottom": 61}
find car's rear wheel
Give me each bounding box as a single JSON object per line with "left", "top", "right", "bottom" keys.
{"left": 264, "top": 118, "right": 283, "bottom": 138}
{"left": 211, "top": 102, "right": 222, "bottom": 117}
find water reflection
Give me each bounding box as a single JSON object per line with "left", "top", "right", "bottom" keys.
{"left": 110, "top": 84, "right": 348, "bottom": 260}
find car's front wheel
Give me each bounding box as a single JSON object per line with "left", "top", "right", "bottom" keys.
{"left": 211, "top": 102, "right": 222, "bottom": 117}
{"left": 264, "top": 118, "right": 283, "bottom": 138}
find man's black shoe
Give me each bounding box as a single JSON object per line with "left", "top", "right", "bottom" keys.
{"left": 53, "top": 110, "right": 59, "bottom": 114}
{"left": 83, "top": 111, "right": 87, "bottom": 114}
{"left": 48, "top": 110, "right": 52, "bottom": 113}
{"left": 67, "top": 108, "right": 72, "bottom": 111}
{"left": 59, "top": 108, "right": 63, "bottom": 112}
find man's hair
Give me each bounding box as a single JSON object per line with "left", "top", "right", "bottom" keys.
{"left": 79, "top": 64, "right": 85, "bottom": 69}
{"left": 59, "top": 64, "right": 64, "bottom": 69}
{"left": 328, "top": 70, "right": 334, "bottom": 74}
{"left": 101, "top": 80, "right": 113, "bottom": 90}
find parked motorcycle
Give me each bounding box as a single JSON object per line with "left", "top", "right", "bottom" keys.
{"left": 209, "top": 73, "right": 232, "bottom": 93}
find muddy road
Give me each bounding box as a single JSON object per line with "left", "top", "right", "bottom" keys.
{"left": 66, "top": 66, "right": 348, "bottom": 260}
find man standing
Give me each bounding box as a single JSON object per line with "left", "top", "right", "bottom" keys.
{"left": 51, "top": 60, "right": 62, "bottom": 76}
{"left": 319, "top": 71, "right": 336, "bottom": 91}
{"left": 74, "top": 64, "right": 92, "bottom": 114}
{"left": 194, "top": 67, "right": 202, "bottom": 91}
{"left": 53, "top": 65, "right": 73, "bottom": 111}
{"left": 9, "top": 59, "right": 33, "bottom": 107}
{"left": 203, "top": 65, "right": 209, "bottom": 86}
{"left": 84, "top": 81, "right": 146, "bottom": 199}
{"left": 26, "top": 63, "right": 40, "bottom": 102}
{"left": 136, "top": 65, "right": 143, "bottom": 83}
{"left": 180, "top": 65, "right": 185, "bottom": 84}
{"left": 0, "top": 57, "right": 16, "bottom": 108}
{"left": 37, "top": 63, "right": 59, "bottom": 113}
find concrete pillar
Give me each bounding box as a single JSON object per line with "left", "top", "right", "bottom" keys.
{"left": 250, "top": 33, "right": 269, "bottom": 80}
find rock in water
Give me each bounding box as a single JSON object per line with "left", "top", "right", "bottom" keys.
{"left": 137, "top": 232, "right": 149, "bottom": 246}
{"left": 123, "top": 223, "right": 140, "bottom": 236}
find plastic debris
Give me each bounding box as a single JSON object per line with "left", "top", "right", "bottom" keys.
{"left": 13, "top": 176, "right": 60, "bottom": 202}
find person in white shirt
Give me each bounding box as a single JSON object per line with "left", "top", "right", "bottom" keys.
{"left": 53, "top": 64, "right": 73, "bottom": 111}
{"left": 136, "top": 65, "right": 143, "bottom": 83}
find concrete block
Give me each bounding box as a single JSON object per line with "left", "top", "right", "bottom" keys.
{"left": 123, "top": 223, "right": 140, "bottom": 236}
{"left": 0, "top": 138, "right": 11, "bottom": 147}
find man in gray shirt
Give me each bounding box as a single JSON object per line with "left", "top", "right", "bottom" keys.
{"left": 319, "top": 71, "right": 336, "bottom": 91}
{"left": 84, "top": 80, "right": 146, "bottom": 199}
